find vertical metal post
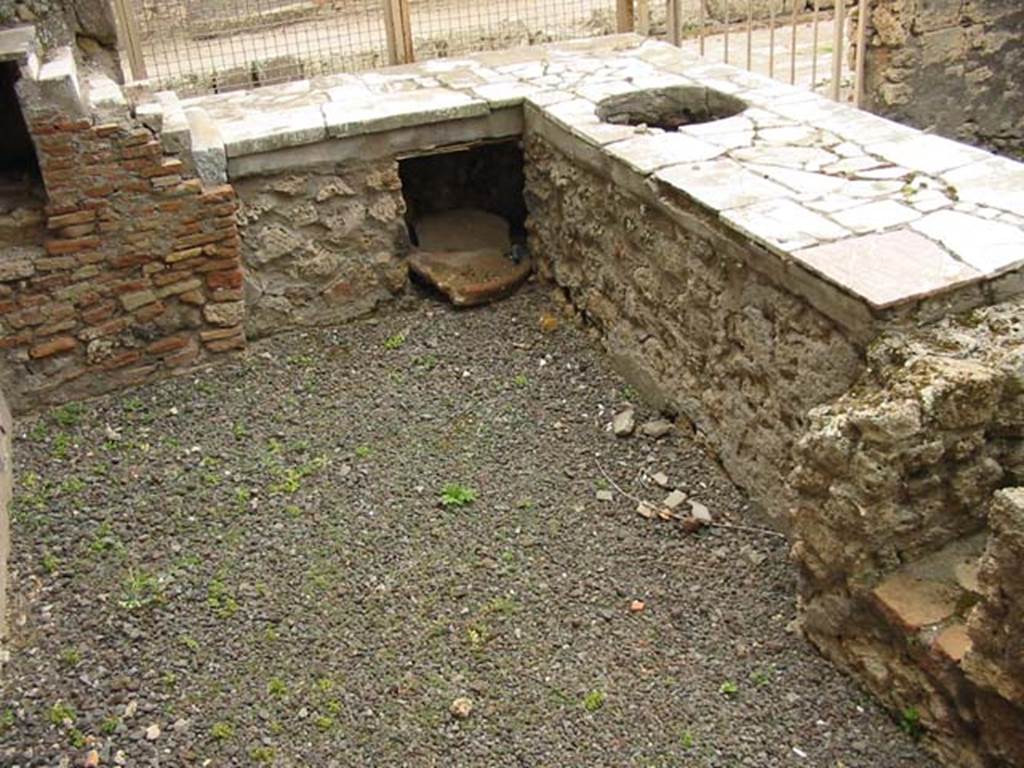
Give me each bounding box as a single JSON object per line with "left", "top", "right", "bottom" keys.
{"left": 811, "top": 0, "right": 821, "bottom": 89}
{"left": 637, "top": 0, "right": 651, "bottom": 36}
{"left": 111, "top": 0, "right": 148, "bottom": 81}
{"left": 789, "top": 0, "right": 798, "bottom": 84}
{"left": 854, "top": 0, "right": 869, "bottom": 107}
{"left": 667, "top": 0, "right": 682, "bottom": 46}
{"left": 831, "top": 0, "right": 845, "bottom": 101}
{"left": 617, "top": 0, "right": 635, "bottom": 33}
{"left": 698, "top": 0, "right": 705, "bottom": 56}
{"left": 746, "top": 0, "right": 753, "bottom": 70}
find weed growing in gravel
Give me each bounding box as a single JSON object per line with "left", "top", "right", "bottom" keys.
{"left": 287, "top": 354, "right": 315, "bottom": 368}
{"left": 207, "top": 578, "right": 240, "bottom": 619}
{"left": 440, "top": 484, "right": 477, "bottom": 507}
{"left": 89, "top": 522, "right": 124, "bottom": 556}
{"left": 41, "top": 553, "right": 60, "bottom": 574}
{"left": 59, "top": 476, "right": 85, "bottom": 495}
{"left": 0, "top": 709, "right": 14, "bottom": 733}
{"left": 267, "top": 678, "right": 288, "bottom": 697}
{"left": 270, "top": 455, "right": 328, "bottom": 494}
{"left": 59, "top": 648, "right": 80, "bottom": 667}
{"left": 118, "top": 569, "right": 166, "bottom": 610}
{"left": 355, "top": 445, "right": 372, "bottom": 459}
{"left": 52, "top": 432, "right": 71, "bottom": 460}
{"left": 48, "top": 701, "right": 75, "bottom": 726}
{"left": 583, "top": 690, "right": 606, "bottom": 712}
{"left": 899, "top": 707, "right": 922, "bottom": 739}
{"left": 100, "top": 716, "right": 120, "bottom": 735}
{"left": 414, "top": 353, "right": 439, "bottom": 370}
{"left": 383, "top": 332, "right": 406, "bottom": 350}
{"left": 68, "top": 728, "right": 87, "bottom": 748}
{"left": 315, "top": 715, "right": 335, "bottom": 731}
{"left": 52, "top": 403, "right": 85, "bottom": 428}
{"left": 679, "top": 730, "right": 695, "bottom": 749}
{"left": 180, "top": 634, "right": 200, "bottom": 652}
{"left": 751, "top": 667, "right": 774, "bottom": 687}
{"left": 513, "top": 374, "right": 529, "bottom": 387}
{"left": 210, "top": 721, "right": 235, "bottom": 740}
{"left": 719, "top": 680, "right": 739, "bottom": 698}
{"left": 250, "top": 746, "right": 276, "bottom": 763}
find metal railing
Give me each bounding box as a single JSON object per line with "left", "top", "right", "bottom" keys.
{"left": 113, "top": 0, "right": 865, "bottom": 101}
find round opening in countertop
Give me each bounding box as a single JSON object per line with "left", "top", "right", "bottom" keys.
{"left": 596, "top": 85, "right": 747, "bottom": 131}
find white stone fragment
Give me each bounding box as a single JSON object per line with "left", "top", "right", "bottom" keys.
{"left": 912, "top": 210, "right": 1024, "bottom": 275}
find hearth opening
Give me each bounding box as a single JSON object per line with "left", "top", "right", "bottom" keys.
{"left": 0, "top": 61, "right": 43, "bottom": 200}
{"left": 596, "top": 85, "right": 747, "bottom": 131}
{"left": 398, "top": 140, "right": 531, "bottom": 307}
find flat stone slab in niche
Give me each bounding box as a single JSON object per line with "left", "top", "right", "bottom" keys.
{"left": 162, "top": 34, "right": 1024, "bottom": 317}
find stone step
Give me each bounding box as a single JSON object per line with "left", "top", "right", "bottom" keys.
{"left": 871, "top": 532, "right": 987, "bottom": 666}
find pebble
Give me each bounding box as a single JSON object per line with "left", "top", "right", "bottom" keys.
{"left": 689, "top": 500, "right": 712, "bottom": 523}
{"left": 652, "top": 472, "right": 670, "bottom": 488}
{"left": 144, "top": 723, "right": 160, "bottom": 741}
{"left": 612, "top": 408, "right": 635, "bottom": 437}
{"left": 629, "top": 600, "right": 645, "bottom": 613}
{"left": 663, "top": 490, "right": 687, "bottom": 510}
{"left": 596, "top": 489, "right": 614, "bottom": 502}
{"left": 636, "top": 501, "right": 656, "bottom": 518}
{"left": 450, "top": 697, "right": 474, "bottom": 719}
{"left": 641, "top": 419, "right": 673, "bottom": 438}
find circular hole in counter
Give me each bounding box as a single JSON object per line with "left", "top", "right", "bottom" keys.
{"left": 596, "top": 85, "right": 747, "bottom": 131}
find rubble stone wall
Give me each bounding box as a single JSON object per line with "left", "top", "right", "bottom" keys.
{"left": 790, "top": 301, "right": 1024, "bottom": 768}
{"left": 523, "top": 134, "right": 864, "bottom": 518}
{"left": 233, "top": 160, "right": 409, "bottom": 339}
{"left": 862, "top": 0, "right": 1024, "bottom": 159}
{"left": 0, "top": 91, "right": 245, "bottom": 412}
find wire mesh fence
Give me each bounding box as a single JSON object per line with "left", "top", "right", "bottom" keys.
{"left": 128, "top": 0, "right": 391, "bottom": 95}
{"left": 407, "top": 0, "right": 617, "bottom": 61}
{"left": 120, "top": 0, "right": 858, "bottom": 102}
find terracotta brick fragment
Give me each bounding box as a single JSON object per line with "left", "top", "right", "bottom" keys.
{"left": 133, "top": 301, "right": 166, "bottom": 323}
{"left": 206, "top": 269, "right": 243, "bottom": 290}
{"left": 30, "top": 335, "right": 78, "bottom": 359}
{"left": 47, "top": 209, "right": 96, "bottom": 229}
{"left": 147, "top": 335, "right": 190, "bottom": 355}
{"left": 45, "top": 236, "right": 100, "bottom": 255}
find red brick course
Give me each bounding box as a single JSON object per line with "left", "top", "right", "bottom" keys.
{"left": 1, "top": 107, "right": 247, "bottom": 411}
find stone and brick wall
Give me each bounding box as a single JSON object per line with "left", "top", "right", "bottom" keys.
{"left": 0, "top": 80, "right": 245, "bottom": 412}
{"left": 234, "top": 160, "right": 408, "bottom": 338}
{"left": 790, "top": 300, "right": 1024, "bottom": 768}
{"left": 862, "top": 0, "right": 1024, "bottom": 159}
{"left": 524, "top": 134, "right": 864, "bottom": 518}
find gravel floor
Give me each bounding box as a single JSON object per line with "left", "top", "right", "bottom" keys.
{"left": 1, "top": 286, "right": 937, "bottom": 768}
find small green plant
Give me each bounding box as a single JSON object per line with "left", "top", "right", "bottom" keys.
{"left": 52, "top": 432, "right": 72, "bottom": 460}
{"left": 59, "top": 648, "right": 81, "bottom": 667}
{"left": 52, "top": 403, "right": 85, "bottom": 427}
{"left": 48, "top": 701, "right": 76, "bottom": 726}
{"left": 287, "top": 354, "right": 315, "bottom": 368}
{"left": 100, "top": 716, "right": 120, "bottom": 735}
{"left": 210, "top": 721, "right": 235, "bottom": 740}
{"left": 440, "top": 484, "right": 477, "bottom": 508}
{"left": 750, "top": 667, "right": 773, "bottom": 687}
{"left": 0, "top": 708, "right": 14, "bottom": 733}
{"left": 583, "top": 690, "right": 606, "bottom": 712}
{"left": 354, "top": 445, "right": 372, "bottom": 459}
{"left": 207, "top": 578, "right": 240, "bottom": 619}
{"left": 314, "top": 715, "right": 335, "bottom": 731}
{"left": 719, "top": 680, "right": 739, "bottom": 698}
{"left": 513, "top": 374, "right": 529, "bottom": 387}
{"left": 315, "top": 677, "right": 335, "bottom": 694}
{"left": 41, "top": 553, "right": 60, "bottom": 574}
{"left": 161, "top": 671, "right": 178, "bottom": 688}
{"left": 383, "top": 332, "right": 406, "bottom": 350}
{"left": 899, "top": 707, "right": 922, "bottom": 739}
{"left": 250, "top": 746, "right": 276, "bottom": 764}
{"left": 180, "top": 634, "right": 200, "bottom": 652}
{"left": 680, "top": 730, "right": 695, "bottom": 749}
{"left": 68, "top": 728, "right": 87, "bottom": 748}
{"left": 118, "top": 569, "right": 164, "bottom": 610}
{"left": 267, "top": 677, "right": 288, "bottom": 697}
